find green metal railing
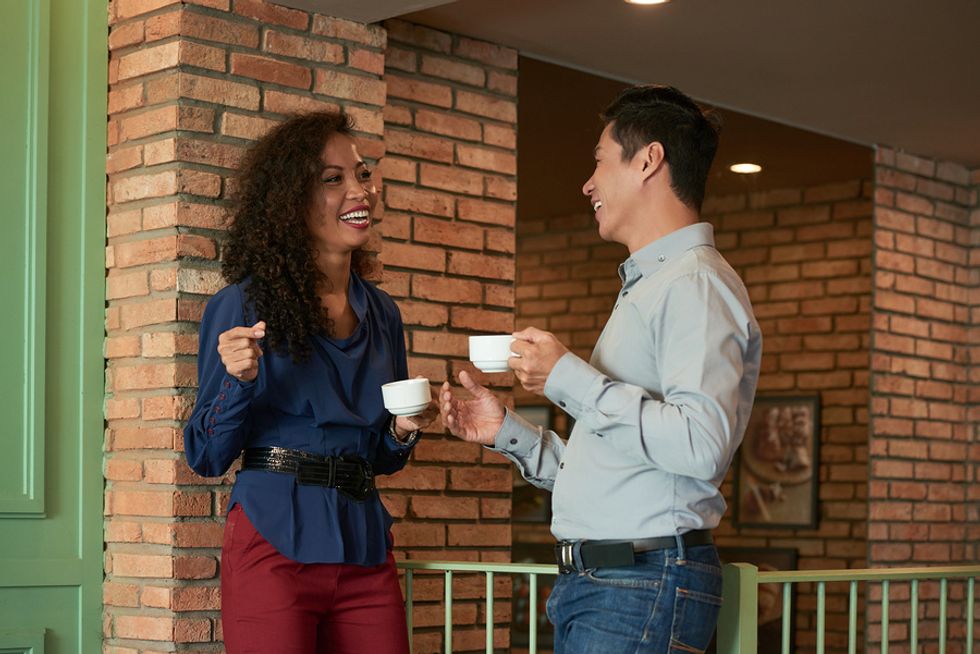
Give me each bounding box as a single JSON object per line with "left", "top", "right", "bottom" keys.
{"left": 717, "top": 564, "right": 980, "bottom": 654}
{"left": 398, "top": 560, "right": 558, "bottom": 653}
{"left": 400, "top": 560, "right": 980, "bottom": 654}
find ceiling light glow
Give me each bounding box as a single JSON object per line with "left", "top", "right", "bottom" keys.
{"left": 730, "top": 163, "right": 762, "bottom": 174}
{"left": 625, "top": 0, "right": 671, "bottom": 5}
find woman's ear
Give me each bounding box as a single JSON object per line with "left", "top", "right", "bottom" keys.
{"left": 638, "top": 142, "right": 665, "bottom": 181}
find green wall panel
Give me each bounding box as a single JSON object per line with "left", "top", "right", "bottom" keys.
{"left": 0, "top": 0, "right": 48, "bottom": 516}
{"left": 0, "top": 628, "right": 46, "bottom": 653}
{"left": 0, "top": 0, "right": 106, "bottom": 652}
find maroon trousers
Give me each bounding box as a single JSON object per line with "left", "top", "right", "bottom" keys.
{"left": 220, "top": 504, "right": 410, "bottom": 654}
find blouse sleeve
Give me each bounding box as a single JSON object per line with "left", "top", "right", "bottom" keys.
{"left": 183, "top": 285, "right": 259, "bottom": 477}
{"left": 373, "top": 304, "right": 419, "bottom": 475}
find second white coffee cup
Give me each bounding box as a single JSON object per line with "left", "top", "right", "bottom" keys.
{"left": 468, "top": 334, "right": 515, "bottom": 373}
{"left": 381, "top": 378, "right": 431, "bottom": 416}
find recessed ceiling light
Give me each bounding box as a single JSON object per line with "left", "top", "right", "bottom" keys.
{"left": 730, "top": 163, "right": 762, "bottom": 174}
{"left": 625, "top": 0, "right": 671, "bottom": 4}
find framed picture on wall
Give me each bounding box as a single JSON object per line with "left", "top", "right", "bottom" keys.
{"left": 709, "top": 547, "right": 799, "bottom": 654}
{"left": 734, "top": 395, "right": 820, "bottom": 529}
{"left": 512, "top": 405, "right": 553, "bottom": 523}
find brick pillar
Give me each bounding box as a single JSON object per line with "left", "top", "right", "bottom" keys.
{"left": 380, "top": 19, "right": 518, "bottom": 653}
{"left": 869, "top": 148, "right": 978, "bottom": 652}
{"left": 105, "top": 1, "right": 385, "bottom": 650}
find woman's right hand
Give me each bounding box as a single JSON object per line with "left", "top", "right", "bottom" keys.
{"left": 217, "top": 321, "right": 266, "bottom": 382}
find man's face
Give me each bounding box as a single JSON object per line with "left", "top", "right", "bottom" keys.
{"left": 581, "top": 123, "right": 643, "bottom": 246}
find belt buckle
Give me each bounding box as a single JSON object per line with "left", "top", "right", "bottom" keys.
{"left": 295, "top": 459, "right": 332, "bottom": 486}
{"left": 555, "top": 541, "right": 577, "bottom": 574}
{"left": 336, "top": 457, "right": 374, "bottom": 501}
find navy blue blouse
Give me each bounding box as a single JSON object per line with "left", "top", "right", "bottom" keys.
{"left": 183, "top": 273, "right": 417, "bottom": 565}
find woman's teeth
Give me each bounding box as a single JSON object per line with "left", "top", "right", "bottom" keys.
{"left": 593, "top": 201, "right": 603, "bottom": 211}
{"left": 339, "top": 209, "right": 370, "bottom": 225}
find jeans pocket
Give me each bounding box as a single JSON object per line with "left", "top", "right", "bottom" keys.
{"left": 669, "top": 587, "right": 723, "bottom": 653}
{"left": 585, "top": 565, "right": 663, "bottom": 589}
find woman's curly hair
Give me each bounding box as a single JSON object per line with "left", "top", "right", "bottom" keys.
{"left": 222, "top": 111, "right": 371, "bottom": 362}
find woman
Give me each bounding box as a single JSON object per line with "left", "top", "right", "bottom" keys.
{"left": 183, "top": 111, "right": 436, "bottom": 654}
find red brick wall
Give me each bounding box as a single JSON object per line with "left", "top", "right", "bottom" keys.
{"left": 105, "top": 2, "right": 398, "bottom": 651}
{"left": 516, "top": 179, "right": 875, "bottom": 650}
{"left": 105, "top": 5, "right": 517, "bottom": 652}
{"left": 380, "top": 19, "right": 518, "bottom": 653}
{"left": 972, "top": 167, "right": 980, "bottom": 558}
{"left": 868, "top": 148, "right": 979, "bottom": 653}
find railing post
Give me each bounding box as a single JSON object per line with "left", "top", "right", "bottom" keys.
{"left": 718, "top": 563, "right": 759, "bottom": 654}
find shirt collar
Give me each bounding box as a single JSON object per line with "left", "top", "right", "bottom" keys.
{"left": 618, "top": 222, "right": 715, "bottom": 284}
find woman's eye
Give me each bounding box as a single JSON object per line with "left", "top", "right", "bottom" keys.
{"left": 322, "top": 175, "right": 341, "bottom": 184}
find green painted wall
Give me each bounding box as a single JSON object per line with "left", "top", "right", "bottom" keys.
{"left": 0, "top": 0, "right": 106, "bottom": 651}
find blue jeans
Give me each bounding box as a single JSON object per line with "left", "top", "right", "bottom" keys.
{"left": 546, "top": 541, "right": 723, "bottom": 654}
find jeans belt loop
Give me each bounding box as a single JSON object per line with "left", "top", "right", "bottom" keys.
{"left": 571, "top": 540, "right": 586, "bottom": 571}
{"left": 674, "top": 533, "right": 686, "bottom": 560}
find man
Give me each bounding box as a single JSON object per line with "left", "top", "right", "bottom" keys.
{"left": 440, "top": 84, "right": 763, "bottom": 652}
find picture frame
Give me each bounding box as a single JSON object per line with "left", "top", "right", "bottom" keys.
{"left": 710, "top": 547, "right": 799, "bottom": 654}
{"left": 734, "top": 395, "right": 820, "bottom": 529}
{"left": 511, "top": 405, "right": 553, "bottom": 524}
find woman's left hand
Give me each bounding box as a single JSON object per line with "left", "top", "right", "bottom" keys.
{"left": 394, "top": 400, "right": 439, "bottom": 440}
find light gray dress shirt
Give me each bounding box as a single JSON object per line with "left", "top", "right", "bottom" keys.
{"left": 493, "top": 222, "right": 762, "bottom": 541}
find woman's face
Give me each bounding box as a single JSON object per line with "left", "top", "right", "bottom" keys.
{"left": 306, "top": 132, "right": 378, "bottom": 257}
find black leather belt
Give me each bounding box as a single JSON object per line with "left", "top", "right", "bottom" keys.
{"left": 242, "top": 447, "right": 375, "bottom": 501}
{"left": 555, "top": 530, "right": 713, "bottom": 574}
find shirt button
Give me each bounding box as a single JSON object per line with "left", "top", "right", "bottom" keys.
{"left": 559, "top": 462, "right": 565, "bottom": 469}
{"left": 510, "top": 438, "right": 518, "bottom": 445}
{"left": 219, "top": 393, "right": 226, "bottom": 400}
{"left": 207, "top": 428, "right": 214, "bottom": 435}
{"left": 658, "top": 255, "right": 666, "bottom": 262}
{"left": 224, "top": 381, "right": 231, "bottom": 389}
{"left": 596, "top": 433, "right": 604, "bottom": 438}
{"left": 210, "top": 416, "right": 216, "bottom": 425}
{"left": 214, "top": 406, "right": 222, "bottom": 414}
{"left": 559, "top": 401, "right": 566, "bottom": 408}
{"left": 622, "top": 290, "right": 629, "bottom": 296}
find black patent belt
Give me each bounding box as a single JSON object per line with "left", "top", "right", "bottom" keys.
{"left": 555, "top": 530, "right": 713, "bottom": 574}
{"left": 242, "top": 446, "right": 375, "bottom": 501}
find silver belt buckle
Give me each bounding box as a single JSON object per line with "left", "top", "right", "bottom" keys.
{"left": 557, "top": 541, "right": 576, "bottom": 574}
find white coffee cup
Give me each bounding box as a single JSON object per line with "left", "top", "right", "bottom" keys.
{"left": 468, "top": 334, "right": 515, "bottom": 373}
{"left": 381, "top": 378, "right": 431, "bottom": 416}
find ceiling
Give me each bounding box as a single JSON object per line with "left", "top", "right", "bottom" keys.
{"left": 277, "top": 0, "right": 976, "bottom": 219}
{"left": 379, "top": 0, "right": 979, "bottom": 168}
{"left": 517, "top": 57, "right": 872, "bottom": 220}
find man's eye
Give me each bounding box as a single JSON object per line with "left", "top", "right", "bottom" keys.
{"left": 359, "top": 170, "right": 373, "bottom": 180}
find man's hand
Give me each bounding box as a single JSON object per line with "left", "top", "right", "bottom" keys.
{"left": 509, "top": 327, "right": 569, "bottom": 395}
{"left": 439, "top": 371, "right": 506, "bottom": 446}
{"left": 217, "top": 321, "right": 265, "bottom": 382}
